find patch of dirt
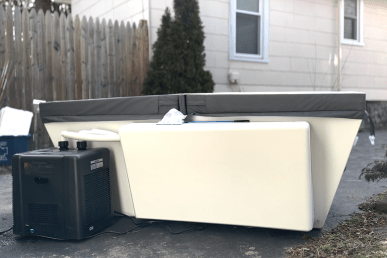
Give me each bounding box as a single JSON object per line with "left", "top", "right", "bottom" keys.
{"left": 286, "top": 191, "right": 387, "bottom": 258}
{"left": 0, "top": 165, "right": 11, "bottom": 175}
{"left": 360, "top": 159, "right": 387, "bottom": 182}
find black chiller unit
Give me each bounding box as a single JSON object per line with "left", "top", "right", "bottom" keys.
{"left": 12, "top": 141, "right": 114, "bottom": 240}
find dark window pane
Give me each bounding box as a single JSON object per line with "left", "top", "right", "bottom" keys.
{"left": 345, "top": 0, "right": 357, "bottom": 17}
{"left": 236, "top": 13, "right": 260, "bottom": 55}
{"left": 344, "top": 18, "right": 357, "bottom": 39}
{"left": 237, "top": 0, "right": 259, "bottom": 12}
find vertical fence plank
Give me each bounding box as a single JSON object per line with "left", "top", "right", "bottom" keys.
{"left": 120, "top": 21, "right": 127, "bottom": 97}
{"left": 131, "top": 23, "right": 140, "bottom": 96}
{"left": 5, "top": 6, "right": 13, "bottom": 107}
{"left": 45, "top": 11, "right": 53, "bottom": 102}
{"left": 37, "top": 10, "right": 46, "bottom": 102}
{"left": 141, "top": 20, "right": 149, "bottom": 95}
{"left": 52, "top": 12, "right": 60, "bottom": 101}
{"left": 30, "top": 9, "right": 39, "bottom": 149}
{"left": 137, "top": 20, "right": 144, "bottom": 95}
{"left": 14, "top": 6, "right": 22, "bottom": 110}
{"left": 94, "top": 18, "right": 101, "bottom": 99}
{"left": 107, "top": 20, "right": 114, "bottom": 97}
{"left": 22, "top": 7, "right": 31, "bottom": 112}
{"left": 67, "top": 13, "right": 75, "bottom": 100}
{"left": 138, "top": 20, "right": 147, "bottom": 96}
{"left": 126, "top": 22, "right": 132, "bottom": 96}
{"left": 74, "top": 15, "right": 82, "bottom": 100}
{"left": 60, "top": 13, "right": 67, "bottom": 100}
{"left": 88, "top": 17, "right": 95, "bottom": 99}
{"left": 113, "top": 21, "right": 120, "bottom": 97}
{"left": 101, "top": 19, "right": 108, "bottom": 98}
{"left": 44, "top": 11, "right": 53, "bottom": 147}
{"left": 37, "top": 9, "right": 47, "bottom": 148}
{"left": 81, "top": 17, "right": 89, "bottom": 99}
{"left": 0, "top": 7, "right": 5, "bottom": 72}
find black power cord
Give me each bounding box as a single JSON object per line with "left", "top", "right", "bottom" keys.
{"left": 15, "top": 212, "right": 206, "bottom": 241}
{"left": 0, "top": 226, "right": 12, "bottom": 234}
{"left": 114, "top": 211, "right": 207, "bottom": 235}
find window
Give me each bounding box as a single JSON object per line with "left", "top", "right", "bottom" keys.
{"left": 341, "top": 0, "right": 364, "bottom": 46}
{"left": 230, "top": 0, "right": 269, "bottom": 62}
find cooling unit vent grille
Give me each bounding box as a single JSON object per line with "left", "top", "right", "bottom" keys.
{"left": 84, "top": 168, "right": 111, "bottom": 226}
{"left": 28, "top": 203, "right": 59, "bottom": 225}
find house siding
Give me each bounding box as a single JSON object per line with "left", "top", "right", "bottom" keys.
{"left": 72, "top": 0, "right": 387, "bottom": 100}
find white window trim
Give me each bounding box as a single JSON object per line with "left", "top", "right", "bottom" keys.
{"left": 229, "top": 0, "right": 270, "bottom": 63}
{"left": 340, "top": 0, "right": 364, "bottom": 46}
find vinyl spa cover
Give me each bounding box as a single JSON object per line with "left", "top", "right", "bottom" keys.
{"left": 184, "top": 92, "right": 365, "bottom": 119}
{"left": 40, "top": 92, "right": 365, "bottom": 123}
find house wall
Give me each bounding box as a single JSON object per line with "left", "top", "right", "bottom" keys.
{"left": 71, "top": 0, "right": 149, "bottom": 27}
{"left": 149, "top": 0, "right": 387, "bottom": 100}
{"left": 149, "top": 0, "right": 340, "bottom": 94}
{"left": 72, "top": 0, "right": 387, "bottom": 100}
{"left": 342, "top": 1, "right": 387, "bottom": 100}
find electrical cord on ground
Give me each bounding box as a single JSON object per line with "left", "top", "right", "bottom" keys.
{"left": 3, "top": 212, "right": 206, "bottom": 240}
{"left": 158, "top": 223, "right": 207, "bottom": 235}
{"left": 28, "top": 224, "right": 151, "bottom": 241}
{"left": 0, "top": 226, "right": 12, "bottom": 234}
{"left": 114, "top": 211, "right": 207, "bottom": 235}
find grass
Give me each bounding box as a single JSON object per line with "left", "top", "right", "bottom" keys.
{"left": 286, "top": 191, "right": 387, "bottom": 257}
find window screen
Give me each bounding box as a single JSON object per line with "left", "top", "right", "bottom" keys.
{"left": 237, "top": 0, "right": 259, "bottom": 12}
{"left": 344, "top": 0, "right": 357, "bottom": 40}
{"left": 235, "top": 0, "right": 260, "bottom": 55}
{"left": 236, "top": 13, "right": 260, "bottom": 55}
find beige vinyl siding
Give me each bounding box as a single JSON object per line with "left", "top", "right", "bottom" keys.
{"left": 72, "top": 0, "right": 387, "bottom": 100}
{"left": 342, "top": 1, "right": 387, "bottom": 100}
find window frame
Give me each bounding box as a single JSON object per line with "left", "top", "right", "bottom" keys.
{"left": 341, "top": 0, "right": 364, "bottom": 46}
{"left": 229, "top": 0, "right": 270, "bottom": 63}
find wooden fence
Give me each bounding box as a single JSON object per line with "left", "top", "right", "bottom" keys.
{"left": 0, "top": 6, "right": 149, "bottom": 150}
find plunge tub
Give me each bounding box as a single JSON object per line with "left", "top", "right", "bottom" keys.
{"left": 39, "top": 91, "right": 365, "bottom": 230}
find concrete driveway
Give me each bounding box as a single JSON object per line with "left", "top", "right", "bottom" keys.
{"left": 1, "top": 130, "right": 386, "bottom": 258}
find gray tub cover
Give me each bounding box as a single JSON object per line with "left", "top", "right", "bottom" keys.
{"left": 40, "top": 94, "right": 185, "bottom": 123}
{"left": 40, "top": 92, "right": 365, "bottom": 123}
{"left": 185, "top": 92, "right": 365, "bottom": 120}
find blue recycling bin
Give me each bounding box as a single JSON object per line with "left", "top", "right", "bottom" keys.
{"left": 0, "top": 135, "right": 31, "bottom": 165}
